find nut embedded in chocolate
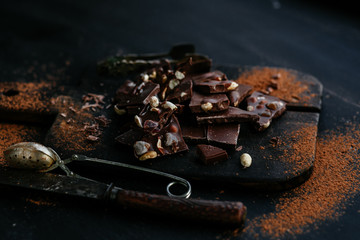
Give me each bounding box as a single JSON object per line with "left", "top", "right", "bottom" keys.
{"left": 189, "top": 91, "right": 229, "bottom": 114}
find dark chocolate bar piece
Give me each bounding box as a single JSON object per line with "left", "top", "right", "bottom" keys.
{"left": 196, "top": 144, "right": 228, "bottom": 165}
{"left": 192, "top": 71, "right": 239, "bottom": 94}
{"left": 207, "top": 123, "right": 240, "bottom": 149}
{"left": 181, "top": 122, "right": 207, "bottom": 143}
{"left": 115, "top": 81, "right": 160, "bottom": 110}
{"left": 175, "top": 54, "right": 212, "bottom": 75}
{"left": 133, "top": 115, "right": 188, "bottom": 160}
{"left": 227, "top": 84, "right": 253, "bottom": 107}
{"left": 189, "top": 91, "right": 229, "bottom": 114}
{"left": 196, "top": 106, "right": 259, "bottom": 125}
{"left": 136, "top": 100, "right": 178, "bottom": 135}
{"left": 115, "top": 128, "right": 144, "bottom": 146}
{"left": 166, "top": 78, "right": 193, "bottom": 104}
{"left": 246, "top": 91, "right": 286, "bottom": 131}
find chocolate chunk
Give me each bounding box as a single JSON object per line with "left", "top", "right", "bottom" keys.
{"left": 227, "top": 84, "right": 253, "bottom": 107}
{"left": 196, "top": 144, "right": 228, "bottom": 165}
{"left": 115, "top": 81, "right": 160, "bottom": 109}
{"left": 246, "top": 91, "right": 286, "bottom": 131}
{"left": 196, "top": 106, "right": 259, "bottom": 125}
{"left": 181, "top": 121, "right": 207, "bottom": 143}
{"left": 189, "top": 91, "right": 229, "bottom": 114}
{"left": 207, "top": 123, "right": 240, "bottom": 149}
{"left": 136, "top": 100, "right": 178, "bottom": 135}
{"left": 175, "top": 54, "right": 212, "bottom": 75}
{"left": 134, "top": 115, "right": 188, "bottom": 160}
{"left": 116, "top": 128, "right": 145, "bottom": 146}
{"left": 166, "top": 78, "right": 193, "bottom": 103}
{"left": 192, "top": 71, "right": 238, "bottom": 94}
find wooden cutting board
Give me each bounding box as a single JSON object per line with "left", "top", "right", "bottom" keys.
{"left": 0, "top": 65, "right": 322, "bottom": 190}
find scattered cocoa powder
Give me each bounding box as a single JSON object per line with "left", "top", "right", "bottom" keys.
{"left": 0, "top": 82, "right": 54, "bottom": 113}
{"left": 245, "top": 122, "right": 360, "bottom": 239}
{"left": 0, "top": 123, "right": 45, "bottom": 166}
{"left": 236, "top": 67, "right": 309, "bottom": 103}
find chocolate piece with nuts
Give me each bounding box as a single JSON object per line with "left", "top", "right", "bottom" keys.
{"left": 207, "top": 123, "right": 240, "bottom": 149}
{"left": 114, "top": 81, "right": 160, "bottom": 115}
{"left": 189, "top": 91, "right": 229, "bottom": 114}
{"left": 195, "top": 106, "right": 259, "bottom": 125}
{"left": 227, "top": 84, "right": 253, "bottom": 107}
{"left": 196, "top": 144, "right": 228, "bottom": 165}
{"left": 166, "top": 78, "right": 193, "bottom": 104}
{"left": 135, "top": 100, "right": 178, "bottom": 135}
{"left": 134, "top": 115, "right": 188, "bottom": 160}
{"left": 246, "top": 91, "right": 286, "bottom": 131}
{"left": 175, "top": 54, "right": 212, "bottom": 75}
{"left": 192, "top": 71, "right": 239, "bottom": 94}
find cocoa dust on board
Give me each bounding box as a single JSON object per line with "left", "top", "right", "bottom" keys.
{"left": 242, "top": 122, "right": 360, "bottom": 239}
{"left": 235, "top": 67, "right": 310, "bottom": 103}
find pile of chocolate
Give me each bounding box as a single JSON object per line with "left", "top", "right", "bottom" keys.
{"left": 114, "top": 56, "right": 286, "bottom": 163}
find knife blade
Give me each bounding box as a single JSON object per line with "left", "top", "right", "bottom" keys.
{"left": 0, "top": 167, "right": 246, "bottom": 226}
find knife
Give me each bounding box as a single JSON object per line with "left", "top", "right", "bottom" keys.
{"left": 0, "top": 167, "right": 246, "bottom": 226}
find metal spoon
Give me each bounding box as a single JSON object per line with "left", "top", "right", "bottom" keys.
{"left": 4, "top": 142, "right": 191, "bottom": 199}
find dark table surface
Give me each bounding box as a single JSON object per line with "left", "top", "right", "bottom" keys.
{"left": 1, "top": 0, "right": 360, "bottom": 239}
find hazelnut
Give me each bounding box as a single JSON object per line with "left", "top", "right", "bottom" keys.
{"left": 139, "top": 151, "right": 158, "bottom": 161}
{"left": 169, "top": 79, "right": 180, "bottom": 90}
{"left": 133, "top": 141, "right": 151, "bottom": 156}
{"left": 149, "top": 70, "right": 157, "bottom": 79}
{"left": 260, "top": 110, "right": 272, "bottom": 117}
{"left": 114, "top": 105, "right": 126, "bottom": 115}
{"left": 165, "top": 133, "right": 178, "bottom": 147}
{"left": 150, "top": 96, "right": 160, "bottom": 108}
{"left": 201, "top": 102, "right": 213, "bottom": 112}
{"left": 262, "top": 120, "right": 271, "bottom": 129}
{"left": 247, "top": 105, "right": 254, "bottom": 112}
{"left": 240, "top": 153, "right": 252, "bottom": 168}
{"left": 134, "top": 115, "right": 143, "bottom": 128}
{"left": 227, "top": 81, "right": 239, "bottom": 91}
{"left": 175, "top": 70, "right": 185, "bottom": 80}
{"left": 266, "top": 102, "right": 278, "bottom": 110}
{"left": 180, "top": 92, "right": 187, "bottom": 98}
{"left": 141, "top": 73, "right": 149, "bottom": 82}
{"left": 162, "top": 101, "right": 178, "bottom": 111}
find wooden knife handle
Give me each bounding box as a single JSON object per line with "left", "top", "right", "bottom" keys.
{"left": 112, "top": 189, "right": 247, "bottom": 226}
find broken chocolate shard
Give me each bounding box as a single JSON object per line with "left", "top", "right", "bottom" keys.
{"left": 192, "top": 71, "right": 238, "bottom": 94}
{"left": 116, "top": 128, "right": 145, "bottom": 147}
{"left": 196, "top": 144, "right": 228, "bottom": 165}
{"left": 246, "top": 91, "right": 286, "bottom": 131}
{"left": 189, "top": 91, "right": 229, "bottom": 114}
{"left": 227, "top": 84, "right": 253, "bottom": 107}
{"left": 175, "top": 54, "right": 212, "bottom": 75}
{"left": 196, "top": 106, "right": 259, "bottom": 125}
{"left": 115, "top": 81, "right": 160, "bottom": 108}
{"left": 207, "top": 123, "right": 240, "bottom": 149}
{"left": 134, "top": 115, "right": 188, "bottom": 160}
{"left": 181, "top": 121, "right": 207, "bottom": 143}
{"left": 166, "top": 78, "right": 193, "bottom": 104}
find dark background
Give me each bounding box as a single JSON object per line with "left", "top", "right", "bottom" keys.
{"left": 1, "top": 0, "right": 360, "bottom": 239}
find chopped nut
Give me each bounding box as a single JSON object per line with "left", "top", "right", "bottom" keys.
{"left": 156, "top": 138, "right": 164, "bottom": 154}
{"left": 139, "top": 151, "right": 157, "bottom": 161}
{"left": 247, "top": 106, "right": 254, "bottom": 112}
{"left": 175, "top": 70, "right": 185, "bottom": 80}
{"left": 240, "top": 153, "right": 252, "bottom": 168}
{"left": 141, "top": 73, "right": 149, "bottom": 82}
{"left": 260, "top": 109, "right": 272, "bottom": 117}
{"left": 161, "top": 86, "right": 167, "bottom": 100}
{"left": 162, "top": 101, "right": 177, "bottom": 111}
{"left": 134, "top": 115, "right": 143, "bottom": 128}
{"left": 165, "top": 133, "right": 178, "bottom": 147}
{"left": 227, "top": 81, "right": 239, "bottom": 90}
{"left": 262, "top": 120, "right": 271, "bottom": 129}
{"left": 114, "top": 105, "right": 127, "bottom": 115}
{"left": 133, "top": 141, "right": 151, "bottom": 156}
{"left": 162, "top": 74, "right": 168, "bottom": 83}
{"left": 201, "top": 102, "right": 213, "bottom": 112}
{"left": 180, "top": 92, "right": 187, "bottom": 98}
{"left": 150, "top": 96, "right": 160, "bottom": 108}
{"left": 150, "top": 107, "right": 161, "bottom": 113}
{"left": 149, "top": 70, "right": 157, "bottom": 79}
{"left": 169, "top": 79, "right": 180, "bottom": 90}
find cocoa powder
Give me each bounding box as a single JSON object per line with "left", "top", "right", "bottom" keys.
{"left": 236, "top": 67, "right": 309, "bottom": 103}
{"left": 245, "top": 122, "right": 360, "bottom": 239}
